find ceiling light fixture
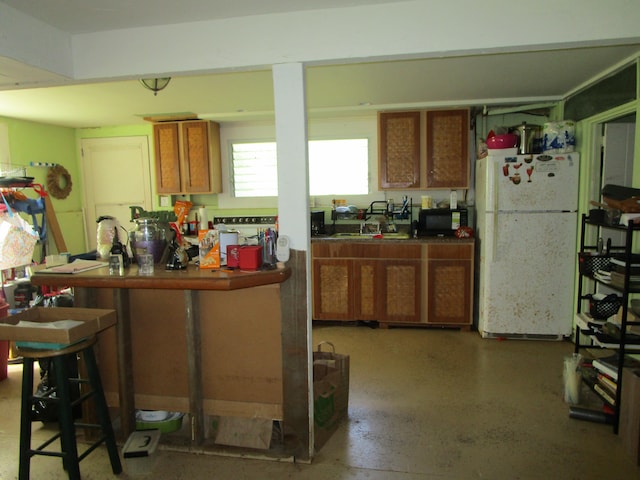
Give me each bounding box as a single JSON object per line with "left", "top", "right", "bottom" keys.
{"left": 139, "top": 78, "right": 171, "bottom": 96}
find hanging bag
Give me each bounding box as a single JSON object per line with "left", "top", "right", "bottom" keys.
{"left": 0, "top": 195, "right": 39, "bottom": 270}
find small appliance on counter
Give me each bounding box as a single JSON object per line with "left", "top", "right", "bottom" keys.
{"left": 311, "top": 211, "right": 325, "bottom": 236}
{"left": 417, "top": 208, "right": 468, "bottom": 237}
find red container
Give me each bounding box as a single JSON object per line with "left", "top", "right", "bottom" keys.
{"left": 239, "top": 245, "right": 263, "bottom": 271}
{"left": 486, "top": 133, "right": 518, "bottom": 149}
{"left": 0, "top": 301, "right": 8, "bottom": 381}
{"left": 226, "top": 245, "right": 241, "bottom": 268}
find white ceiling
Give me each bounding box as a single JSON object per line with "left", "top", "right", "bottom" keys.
{"left": 1, "top": 0, "right": 413, "bottom": 34}
{"left": 1, "top": 0, "right": 639, "bottom": 128}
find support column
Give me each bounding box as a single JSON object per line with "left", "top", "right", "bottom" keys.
{"left": 272, "top": 62, "right": 313, "bottom": 461}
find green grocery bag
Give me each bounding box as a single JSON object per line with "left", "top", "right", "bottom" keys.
{"left": 313, "top": 341, "right": 349, "bottom": 451}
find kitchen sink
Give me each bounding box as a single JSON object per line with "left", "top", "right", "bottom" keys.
{"left": 330, "top": 232, "right": 410, "bottom": 239}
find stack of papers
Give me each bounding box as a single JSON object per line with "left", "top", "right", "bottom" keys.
{"left": 14, "top": 320, "right": 84, "bottom": 329}
{"left": 38, "top": 259, "right": 107, "bottom": 274}
{"left": 594, "top": 270, "right": 612, "bottom": 283}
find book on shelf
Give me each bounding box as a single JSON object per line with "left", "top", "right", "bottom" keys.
{"left": 594, "top": 330, "right": 640, "bottom": 346}
{"left": 592, "top": 353, "right": 640, "bottom": 381}
{"left": 594, "top": 270, "right": 612, "bottom": 283}
{"left": 610, "top": 255, "right": 640, "bottom": 268}
{"left": 609, "top": 271, "right": 640, "bottom": 288}
{"left": 594, "top": 383, "right": 616, "bottom": 405}
{"left": 597, "top": 373, "right": 617, "bottom": 394}
{"left": 612, "top": 263, "right": 640, "bottom": 275}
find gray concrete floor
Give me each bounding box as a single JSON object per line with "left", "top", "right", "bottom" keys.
{"left": 1, "top": 325, "right": 639, "bottom": 479}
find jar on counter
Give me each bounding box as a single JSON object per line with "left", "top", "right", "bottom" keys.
{"left": 129, "top": 218, "right": 167, "bottom": 264}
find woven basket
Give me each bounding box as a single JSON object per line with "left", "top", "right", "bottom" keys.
{"left": 578, "top": 253, "right": 611, "bottom": 276}
{"left": 588, "top": 294, "right": 621, "bottom": 320}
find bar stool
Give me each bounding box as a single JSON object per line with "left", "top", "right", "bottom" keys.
{"left": 17, "top": 336, "right": 122, "bottom": 480}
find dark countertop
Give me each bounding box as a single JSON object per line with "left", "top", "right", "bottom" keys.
{"left": 30, "top": 264, "right": 292, "bottom": 291}
{"left": 311, "top": 236, "right": 474, "bottom": 244}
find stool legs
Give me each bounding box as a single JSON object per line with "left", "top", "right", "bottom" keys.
{"left": 19, "top": 358, "right": 35, "bottom": 480}
{"left": 83, "top": 346, "right": 122, "bottom": 474}
{"left": 52, "top": 355, "right": 81, "bottom": 479}
{"left": 18, "top": 342, "right": 122, "bottom": 479}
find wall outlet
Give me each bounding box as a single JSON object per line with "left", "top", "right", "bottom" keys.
{"left": 159, "top": 195, "right": 170, "bottom": 207}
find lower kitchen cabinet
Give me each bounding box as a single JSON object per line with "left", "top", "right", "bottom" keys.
{"left": 422, "top": 243, "right": 474, "bottom": 326}
{"left": 312, "top": 240, "right": 474, "bottom": 327}
{"left": 312, "top": 243, "right": 421, "bottom": 323}
{"left": 312, "top": 258, "right": 354, "bottom": 320}
{"left": 354, "top": 259, "right": 422, "bottom": 323}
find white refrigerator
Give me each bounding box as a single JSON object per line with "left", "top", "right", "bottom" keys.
{"left": 475, "top": 152, "right": 580, "bottom": 338}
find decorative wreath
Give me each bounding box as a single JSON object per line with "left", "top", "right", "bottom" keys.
{"left": 46, "top": 164, "right": 73, "bottom": 199}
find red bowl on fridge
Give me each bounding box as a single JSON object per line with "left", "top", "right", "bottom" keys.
{"left": 486, "top": 134, "right": 519, "bottom": 149}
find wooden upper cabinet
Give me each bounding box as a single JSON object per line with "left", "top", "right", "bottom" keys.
{"left": 154, "top": 123, "right": 181, "bottom": 193}
{"left": 378, "top": 112, "right": 421, "bottom": 189}
{"left": 153, "top": 120, "right": 222, "bottom": 194}
{"left": 426, "top": 109, "right": 469, "bottom": 189}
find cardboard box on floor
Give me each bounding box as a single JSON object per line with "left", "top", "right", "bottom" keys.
{"left": 213, "top": 416, "right": 274, "bottom": 450}
{"left": 620, "top": 368, "right": 640, "bottom": 465}
{"left": 313, "top": 342, "right": 349, "bottom": 451}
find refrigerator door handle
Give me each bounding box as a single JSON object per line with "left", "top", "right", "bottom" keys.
{"left": 491, "top": 213, "right": 499, "bottom": 262}
{"left": 488, "top": 160, "right": 499, "bottom": 262}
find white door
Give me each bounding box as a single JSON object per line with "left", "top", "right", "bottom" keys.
{"left": 81, "top": 137, "right": 153, "bottom": 251}
{"left": 602, "top": 122, "right": 635, "bottom": 188}
{"left": 601, "top": 122, "right": 636, "bottom": 248}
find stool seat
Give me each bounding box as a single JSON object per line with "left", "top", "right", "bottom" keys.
{"left": 18, "top": 335, "right": 122, "bottom": 480}
{"left": 17, "top": 336, "right": 99, "bottom": 359}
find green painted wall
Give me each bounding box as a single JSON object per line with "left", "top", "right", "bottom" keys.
{"left": 76, "top": 124, "right": 152, "bottom": 140}
{"left": 0, "top": 116, "right": 85, "bottom": 256}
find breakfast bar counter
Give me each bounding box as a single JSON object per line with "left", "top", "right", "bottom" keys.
{"left": 31, "top": 264, "right": 292, "bottom": 445}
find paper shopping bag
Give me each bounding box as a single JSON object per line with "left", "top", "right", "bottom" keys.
{"left": 313, "top": 341, "right": 349, "bottom": 451}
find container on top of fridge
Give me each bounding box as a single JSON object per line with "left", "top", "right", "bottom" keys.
{"left": 542, "top": 121, "right": 576, "bottom": 153}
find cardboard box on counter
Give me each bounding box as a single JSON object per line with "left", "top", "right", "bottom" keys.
{"left": 199, "top": 229, "right": 220, "bottom": 269}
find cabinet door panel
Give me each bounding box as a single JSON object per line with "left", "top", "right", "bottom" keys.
{"left": 354, "top": 261, "right": 377, "bottom": 321}
{"left": 154, "top": 123, "right": 181, "bottom": 194}
{"left": 378, "top": 112, "right": 421, "bottom": 189}
{"left": 381, "top": 260, "right": 421, "bottom": 323}
{"left": 312, "top": 259, "right": 353, "bottom": 320}
{"left": 182, "top": 121, "right": 212, "bottom": 193}
{"left": 426, "top": 259, "right": 472, "bottom": 324}
{"left": 426, "top": 110, "right": 469, "bottom": 189}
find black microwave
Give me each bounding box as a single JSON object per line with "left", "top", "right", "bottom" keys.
{"left": 418, "top": 208, "right": 468, "bottom": 237}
